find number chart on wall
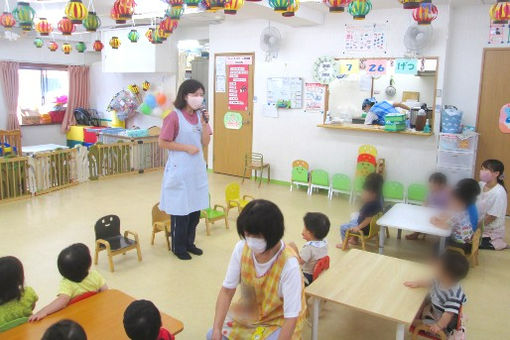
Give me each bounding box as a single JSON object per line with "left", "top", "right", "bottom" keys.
{"left": 266, "top": 77, "right": 303, "bottom": 109}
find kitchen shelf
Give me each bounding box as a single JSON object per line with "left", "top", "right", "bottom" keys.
{"left": 317, "top": 123, "right": 433, "bottom": 136}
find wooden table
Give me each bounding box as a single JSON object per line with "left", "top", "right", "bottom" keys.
{"left": 306, "top": 249, "right": 429, "bottom": 340}
{"left": 377, "top": 203, "right": 451, "bottom": 254}
{"left": 3, "top": 289, "right": 184, "bottom": 340}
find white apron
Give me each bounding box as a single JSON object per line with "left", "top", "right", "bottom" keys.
{"left": 159, "top": 109, "right": 209, "bottom": 216}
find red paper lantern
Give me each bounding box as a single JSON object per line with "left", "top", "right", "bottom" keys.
{"left": 323, "top": 0, "right": 350, "bottom": 13}
{"left": 165, "top": 0, "right": 184, "bottom": 7}
{"left": 48, "top": 41, "right": 58, "bottom": 52}
{"left": 114, "top": 0, "right": 136, "bottom": 20}
{"left": 412, "top": 1, "right": 438, "bottom": 25}
{"left": 490, "top": 0, "right": 510, "bottom": 24}
{"left": 224, "top": 0, "right": 244, "bottom": 14}
{"left": 0, "top": 12, "right": 16, "bottom": 29}
{"left": 93, "top": 39, "right": 104, "bottom": 52}
{"left": 35, "top": 17, "right": 53, "bottom": 36}
{"left": 58, "top": 16, "right": 75, "bottom": 35}
{"left": 159, "top": 16, "right": 178, "bottom": 33}
{"left": 110, "top": 6, "right": 126, "bottom": 24}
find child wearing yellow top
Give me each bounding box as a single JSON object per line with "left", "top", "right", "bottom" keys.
{"left": 30, "top": 243, "right": 108, "bottom": 322}
{"left": 0, "top": 256, "right": 38, "bottom": 326}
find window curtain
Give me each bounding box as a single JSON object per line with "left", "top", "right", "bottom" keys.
{"left": 0, "top": 61, "right": 20, "bottom": 130}
{"left": 62, "top": 65, "right": 89, "bottom": 133}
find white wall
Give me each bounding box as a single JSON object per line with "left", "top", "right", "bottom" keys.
{"left": 209, "top": 6, "right": 451, "bottom": 185}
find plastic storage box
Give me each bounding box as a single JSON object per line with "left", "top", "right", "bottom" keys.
{"left": 439, "top": 133, "right": 476, "bottom": 153}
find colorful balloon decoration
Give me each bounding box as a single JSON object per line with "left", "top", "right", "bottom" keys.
{"left": 348, "top": 0, "right": 371, "bottom": 20}
{"left": 109, "top": 36, "right": 121, "bottom": 49}
{"left": 0, "top": 11, "right": 15, "bottom": 29}
{"left": 62, "top": 42, "right": 72, "bottom": 55}
{"left": 12, "top": 2, "right": 36, "bottom": 31}
{"left": 282, "top": 0, "right": 299, "bottom": 17}
{"left": 185, "top": 0, "right": 201, "bottom": 7}
{"left": 58, "top": 16, "right": 75, "bottom": 35}
{"left": 76, "top": 41, "right": 86, "bottom": 53}
{"left": 224, "top": 0, "right": 244, "bottom": 14}
{"left": 412, "top": 0, "right": 438, "bottom": 25}
{"left": 490, "top": 0, "right": 510, "bottom": 24}
{"left": 401, "top": 0, "right": 422, "bottom": 10}
{"left": 93, "top": 39, "right": 104, "bottom": 52}
{"left": 108, "top": 90, "right": 139, "bottom": 121}
{"left": 114, "top": 0, "right": 136, "bottom": 20}
{"left": 65, "top": 0, "right": 88, "bottom": 24}
{"left": 35, "top": 17, "right": 52, "bottom": 36}
{"left": 128, "top": 29, "right": 139, "bottom": 43}
{"left": 83, "top": 11, "right": 101, "bottom": 31}
{"left": 33, "top": 38, "right": 43, "bottom": 48}
{"left": 323, "top": 0, "right": 350, "bottom": 13}
{"left": 48, "top": 41, "right": 59, "bottom": 52}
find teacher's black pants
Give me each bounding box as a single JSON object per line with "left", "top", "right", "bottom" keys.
{"left": 171, "top": 211, "right": 201, "bottom": 255}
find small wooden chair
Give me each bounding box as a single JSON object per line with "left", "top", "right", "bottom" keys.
{"left": 201, "top": 194, "right": 229, "bottom": 236}
{"left": 410, "top": 306, "right": 464, "bottom": 340}
{"left": 225, "top": 182, "right": 254, "bottom": 216}
{"left": 94, "top": 215, "right": 142, "bottom": 272}
{"left": 242, "top": 152, "right": 270, "bottom": 187}
{"left": 151, "top": 203, "right": 171, "bottom": 250}
{"left": 447, "top": 228, "right": 482, "bottom": 268}
{"left": 342, "top": 212, "right": 384, "bottom": 251}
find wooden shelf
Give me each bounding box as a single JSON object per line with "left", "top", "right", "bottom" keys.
{"left": 317, "top": 123, "right": 433, "bottom": 136}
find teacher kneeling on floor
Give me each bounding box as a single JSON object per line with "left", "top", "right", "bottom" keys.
{"left": 158, "top": 79, "right": 212, "bottom": 260}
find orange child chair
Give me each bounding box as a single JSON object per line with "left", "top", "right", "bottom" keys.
{"left": 225, "top": 182, "right": 254, "bottom": 217}
{"left": 313, "top": 256, "right": 330, "bottom": 281}
{"left": 342, "top": 212, "right": 385, "bottom": 251}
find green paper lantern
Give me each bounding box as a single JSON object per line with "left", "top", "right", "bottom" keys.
{"left": 348, "top": 0, "right": 372, "bottom": 20}
{"left": 184, "top": 0, "right": 201, "bottom": 7}
{"left": 83, "top": 11, "right": 101, "bottom": 32}
{"left": 268, "top": 0, "right": 293, "bottom": 12}
{"left": 76, "top": 41, "right": 86, "bottom": 53}
{"left": 128, "top": 29, "right": 139, "bottom": 43}
{"left": 167, "top": 6, "right": 184, "bottom": 19}
{"left": 33, "top": 38, "right": 43, "bottom": 48}
{"left": 12, "top": 2, "right": 36, "bottom": 31}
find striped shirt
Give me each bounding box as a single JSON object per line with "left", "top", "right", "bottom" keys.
{"left": 430, "top": 280, "right": 467, "bottom": 315}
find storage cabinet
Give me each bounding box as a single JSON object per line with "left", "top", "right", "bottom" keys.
{"left": 436, "top": 133, "right": 479, "bottom": 184}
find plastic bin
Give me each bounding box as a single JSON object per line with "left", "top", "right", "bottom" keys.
{"left": 441, "top": 107, "right": 463, "bottom": 133}
{"left": 66, "top": 140, "right": 83, "bottom": 148}
{"left": 437, "top": 151, "right": 474, "bottom": 169}
{"left": 49, "top": 110, "right": 65, "bottom": 123}
{"left": 84, "top": 127, "right": 106, "bottom": 144}
{"left": 66, "top": 126, "right": 85, "bottom": 142}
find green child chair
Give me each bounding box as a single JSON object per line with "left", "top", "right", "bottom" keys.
{"left": 407, "top": 183, "right": 428, "bottom": 205}
{"left": 350, "top": 176, "right": 366, "bottom": 204}
{"left": 383, "top": 181, "right": 406, "bottom": 203}
{"left": 308, "top": 169, "right": 330, "bottom": 196}
{"left": 290, "top": 160, "right": 310, "bottom": 191}
{"left": 201, "top": 194, "right": 229, "bottom": 236}
{"left": 328, "top": 173, "right": 352, "bottom": 200}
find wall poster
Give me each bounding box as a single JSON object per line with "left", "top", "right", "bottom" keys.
{"left": 304, "top": 83, "right": 327, "bottom": 113}
{"left": 488, "top": 23, "right": 510, "bottom": 45}
{"left": 227, "top": 64, "right": 249, "bottom": 111}
{"left": 499, "top": 103, "right": 510, "bottom": 133}
{"left": 344, "top": 23, "right": 388, "bottom": 54}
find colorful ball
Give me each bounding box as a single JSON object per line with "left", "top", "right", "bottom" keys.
{"left": 144, "top": 94, "right": 157, "bottom": 108}
{"left": 156, "top": 93, "right": 167, "bottom": 106}
{"left": 139, "top": 103, "right": 152, "bottom": 115}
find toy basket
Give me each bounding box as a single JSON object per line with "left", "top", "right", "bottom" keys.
{"left": 49, "top": 110, "right": 65, "bottom": 123}
{"left": 441, "top": 106, "right": 463, "bottom": 133}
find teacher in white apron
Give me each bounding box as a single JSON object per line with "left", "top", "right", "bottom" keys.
{"left": 158, "top": 79, "right": 211, "bottom": 260}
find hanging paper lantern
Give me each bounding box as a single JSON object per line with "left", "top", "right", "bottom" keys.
{"left": 48, "top": 41, "right": 58, "bottom": 52}
{"left": 93, "top": 39, "right": 104, "bottom": 52}
{"left": 76, "top": 41, "right": 86, "bottom": 53}
{"left": 12, "top": 2, "right": 36, "bottom": 31}
{"left": 65, "top": 0, "right": 88, "bottom": 24}
{"left": 268, "top": 0, "right": 292, "bottom": 12}
{"left": 0, "top": 12, "right": 16, "bottom": 29}
{"left": 160, "top": 16, "right": 178, "bottom": 33}
{"left": 166, "top": 0, "right": 184, "bottom": 7}
{"left": 224, "top": 0, "right": 244, "bottom": 14}
{"left": 282, "top": 0, "right": 299, "bottom": 17}
{"left": 412, "top": 1, "right": 438, "bottom": 25}
{"left": 152, "top": 28, "right": 164, "bottom": 44}
{"left": 348, "top": 0, "right": 371, "bottom": 20}
{"left": 401, "top": 0, "right": 422, "bottom": 10}
{"left": 167, "top": 6, "right": 184, "bottom": 19}
{"left": 157, "top": 27, "right": 169, "bottom": 41}
{"left": 323, "top": 0, "right": 350, "bottom": 13}
{"left": 145, "top": 28, "right": 154, "bottom": 43}
{"left": 110, "top": 6, "right": 126, "bottom": 24}
{"left": 58, "top": 16, "right": 75, "bottom": 35}
{"left": 35, "top": 17, "right": 52, "bottom": 36}
{"left": 62, "top": 42, "right": 72, "bottom": 54}
{"left": 209, "top": 0, "right": 226, "bottom": 9}
{"left": 114, "top": 0, "right": 136, "bottom": 20}
{"left": 110, "top": 36, "right": 121, "bottom": 49}
{"left": 128, "top": 29, "right": 140, "bottom": 43}
{"left": 33, "top": 38, "right": 43, "bottom": 48}
{"left": 490, "top": 0, "right": 510, "bottom": 24}
{"left": 201, "top": 0, "right": 217, "bottom": 12}
{"left": 83, "top": 11, "right": 101, "bottom": 31}
{"left": 185, "top": 0, "right": 201, "bottom": 6}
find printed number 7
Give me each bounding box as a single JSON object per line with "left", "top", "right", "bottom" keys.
{"left": 346, "top": 64, "right": 352, "bottom": 71}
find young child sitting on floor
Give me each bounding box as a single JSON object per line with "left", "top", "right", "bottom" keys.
{"left": 42, "top": 319, "right": 87, "bottom": 340}
{"left": 29, "top": 243, "right": 108, "bottom": 321}
{"left": 477, "top": 159, "right": 508, "bottom": 250}
{"left": 337, "top": 173, "right": 383, "bottom": 249}
{"left": 288, "top": 212, "right": 330, "bottom": 286}
{"left": 0, "top": 256, "right": 38, "bottom": 326}
{"left": 431, "top": 179, "right": 480, "bottom": 254}
{"left": 404, "top": 250, "right": 469, "bottom": 338}
{"left": 407, "top": 172, "right": 450, "bottom": 240}
{"left": 123, "top": 300, "right": 175, "bottom": 340}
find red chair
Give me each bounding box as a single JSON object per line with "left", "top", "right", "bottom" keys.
{"left": 69, "top": 291, "right": 98, "bottom": 305}
{"left": 312, "top": 256, "right": 330, "bottom": 281}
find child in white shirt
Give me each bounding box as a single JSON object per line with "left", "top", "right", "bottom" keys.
{"left": 477, "top": 159, "right": 508, "bottom": 250}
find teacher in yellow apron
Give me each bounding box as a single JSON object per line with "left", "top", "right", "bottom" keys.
{"left": 159, "top": 79, "right": 211, "bottom": 260}
{"left": 208, "top": 200, "right": 306, "bottom": 340}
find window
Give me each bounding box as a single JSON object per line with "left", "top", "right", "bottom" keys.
{"left": 17, "top": 64, "right": 69, "bottom": 125}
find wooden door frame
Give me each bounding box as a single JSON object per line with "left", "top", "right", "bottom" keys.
{"left": 212, "top": 52, "right": 255, "bottom": 177}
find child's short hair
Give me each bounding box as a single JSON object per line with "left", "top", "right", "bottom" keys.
{"left": 440, "top": 250, "right": 469, "bottom": 282}
{"left": 363, "top": 173, "right": 384, "bottom": 196}
{"left": 453, "top": 178, "right": 481, "bottom": 206}
{"left": 237, "top": 199, "right": 284, "bottom": 252}
{"left": 123, "top": 300, "right": 162, "bottom": 340}
{"left": 0, "top": 256, "right": 25, "bottom": 304}
{"left": 57, "top": 243, "right": 91, "bottom": 283}
{"left": 42, "top": 319, "right": 87, "bottom": 340}
{"left": 429, "top": 172, "right": 447, "bottom": 186}
{"left": 303, "top": 212, "right": 330, "bottom": 240}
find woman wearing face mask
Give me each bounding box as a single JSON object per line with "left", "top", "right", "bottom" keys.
{"left": 207, "top": 200, "right": 306, "bottom": 340}
{"left": 158, "top": 79, "right": 212, "bottom": 260}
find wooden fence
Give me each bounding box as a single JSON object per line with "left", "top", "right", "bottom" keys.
{"left": 27, "top": 149, "right": 78, "bottom": 195}
{"left": 88, "top": 142, "right": 134, "bottom": 179}
{"left": 0, "top": 130, "right": 22, "bottom": 156}
{"left": 132, "top": 139, "right": 168, "bottom": 173}
{"left": 0, "top": 156, "right": 30, "bottom": 202}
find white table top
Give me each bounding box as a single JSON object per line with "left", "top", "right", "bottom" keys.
{"left": 378, "top": 203, "right": 451, "bottom": 237}
{"left": 22, "top": 144, "right": 68, "bottom": 155}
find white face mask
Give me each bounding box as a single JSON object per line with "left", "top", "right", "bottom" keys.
{"left": 186, "top": 95, "right": 204, "bottom": 110}
{"left": 246, "top": 237, "right": 267, "bottom": 254}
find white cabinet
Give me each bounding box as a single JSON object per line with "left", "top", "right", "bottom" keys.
{"left": 101, "top": 28, "right": 177, "bottom": 73}
{"left": 436, "top": 132, "right": 479, "bottom": 184}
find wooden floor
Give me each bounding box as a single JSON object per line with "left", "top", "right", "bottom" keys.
{"left": 0, "top": 171, "right": 509, "bottom": 339}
